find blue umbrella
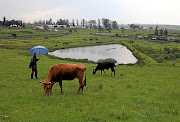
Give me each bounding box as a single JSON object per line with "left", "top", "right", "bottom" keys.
{"left": 29, "top": 46, "right": 49, "bottom": 55}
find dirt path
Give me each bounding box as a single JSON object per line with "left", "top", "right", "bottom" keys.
{"left": 0, "top": 33, "right": 70, "bottom": 39}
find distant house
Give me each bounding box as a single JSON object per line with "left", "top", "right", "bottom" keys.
{"left": 151, "top": 38, "right": 157, "bottom": 40}
{"left": 10, "top": 24, "right": 18, "bottom": 27}
{"left": 54, "top": 29, "right": 58, "bottom": 32}
{"left": 143, "top": 27, "right": 148, "bottom": 30}
{"left": 47, "top": 25, "right": 66, "bottom": 29}
{"left": 33, "top": 26, "right": 44, "bottom": 30}
{"left": 75, "top": 25, "right": 86, "bottom": 29}
{"left": 69, "top": 26, "right": 76, "bottom": 28}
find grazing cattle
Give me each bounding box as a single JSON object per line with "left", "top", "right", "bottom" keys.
{"left": 93, "top": 61, "right": 115, "bottom": 76}
{"left": 39, "top": 63, "right": 86, "bottom": 95}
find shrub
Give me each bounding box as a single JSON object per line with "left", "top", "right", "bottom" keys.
{"left": 174, "top": 52, "right": 180, "bottom": 58}
{"left": 133, "top": 45, "right": 180, "bottom": 63}
{"left": 156, "top": 56, "right": 165, "bottom": 63}
{"left": 97, "top": 58, "right": 117, "bottom": 63}
{"left": 69, "top": 29, "right": 73, "bottom": 33}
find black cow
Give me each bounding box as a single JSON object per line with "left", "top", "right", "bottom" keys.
{"left": 93, "top": 61, "right": 115, "bottom": 76}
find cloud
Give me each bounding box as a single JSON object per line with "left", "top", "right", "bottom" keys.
{"left": 22, "top": 8, "right": 61, "bottom": 21}
{"left": 21, "top": 5, "right": 82, "bottom": 22}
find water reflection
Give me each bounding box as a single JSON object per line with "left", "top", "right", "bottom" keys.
{"left": 49, "top": 44, "right": 138, "bottom": 64}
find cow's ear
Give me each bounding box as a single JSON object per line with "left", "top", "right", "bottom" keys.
{"left": 39, "top": 81, "right": 43, "bottom": 84}
{"left": 39, "top": 80, "right": 45, "bottom": 84}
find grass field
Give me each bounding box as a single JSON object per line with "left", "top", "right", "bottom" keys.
{"left": 0, "top": 28, "right": 68, "bottom": 37}
{"left": 0, "top": 28, "right": 179, "bottom": 121}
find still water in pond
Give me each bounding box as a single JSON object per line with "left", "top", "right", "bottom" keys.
{"left": 49, "top": 44, "right": 138, "bottom": 64}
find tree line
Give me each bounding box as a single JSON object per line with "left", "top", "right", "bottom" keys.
{"left": 0, "top": 16, "right": 169, "bottom": 37}
{"left": 33, "top": 18, "right": 119, "bottom": 30}
{"left": 0, "top": 17, "right": 25, "bottom": 27}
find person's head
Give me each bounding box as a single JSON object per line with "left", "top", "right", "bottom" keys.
{"left": 34, "top": 53, "right": 36, "bottom": 56}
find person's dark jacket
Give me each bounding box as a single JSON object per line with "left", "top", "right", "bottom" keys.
{"left": 29, "top": 55, "right": 39, "bottom": 70}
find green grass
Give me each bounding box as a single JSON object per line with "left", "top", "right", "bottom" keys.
{"left": 0, "top": 28, "right": 180, "bottom": 121}
{"left": 0, "top": 28, "right": 67, "bottom": 37}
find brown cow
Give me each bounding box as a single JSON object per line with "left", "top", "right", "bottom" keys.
{"left": 39, "top": 63, "right": 86, "bottom": 95}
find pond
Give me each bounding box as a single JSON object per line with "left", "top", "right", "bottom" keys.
{"left": 48, "top": 44, "right": 138, "bottom": 64}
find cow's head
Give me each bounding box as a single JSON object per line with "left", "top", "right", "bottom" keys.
{"left": 39, "top": 80, "right": 55, "bottom": 95}
{"left": 93, "top": 69, "right": 96, "bottom": 75}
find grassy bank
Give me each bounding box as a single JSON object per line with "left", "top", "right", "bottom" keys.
{"left": 0, "top": 28, "right": 179, "bottom": 121}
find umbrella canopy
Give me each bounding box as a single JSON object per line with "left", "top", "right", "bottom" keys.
{"left": 29, "top": 46, "right": 49, "bottom": 55}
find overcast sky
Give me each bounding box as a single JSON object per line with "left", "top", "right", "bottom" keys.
{"left": 0, "top": 0, "right": 180, "bottom": 25}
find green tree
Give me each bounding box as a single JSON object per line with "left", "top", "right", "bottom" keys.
{"left": 160, "top": 29, "right": 163, "bottom": 36}
{"left": 88, "top": 20, "right": 97, "bottom": 29}
{"left": 155, "top": 28, "right": 158, "bottom": 36}
{"left": 98, "top": 19, "right": 101, "bottom": 27}
{"left": 164, "top": 29, "right": 168, "bottom": 36}
{"left": 107, "top": 26, "right": 112, "bottom": 33}
{"left": 102, "top": 18, "right": 110, "bottom": 30}
{"left": 98, "top": 26, "right": 103, "bottom": 32}
{"left": 3, "top": 16, "right": 6, "bottom": 26}
{"left": 121, "top": 27, "right": 125, "bottom": 35}
{"left": 76, "top": 19, "right": 79, "bottom": 26}
{"left": 112, "top": 21, "right": 118, "bottom": 29}
{"left": 149, "top": 27, "right": 153, "bottom": 30}
{"left": 72, "top": 19, "right": 75, "bottom": 27}
{"left": 102, "top": 18, "right": 112, "bottom": 33}
{"left": 129, "top": 24, "right": 136, "bottom": 30}
{"left": 81, "top": 19, "right": 85, "bottom": 26}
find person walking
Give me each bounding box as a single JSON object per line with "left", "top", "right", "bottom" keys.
{"left": 29, "top": 53, "right": 39, "bottom": 79}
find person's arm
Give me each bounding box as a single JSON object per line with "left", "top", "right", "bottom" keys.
{"left": 35, "top": 56, "right": 39, "bottom": 62}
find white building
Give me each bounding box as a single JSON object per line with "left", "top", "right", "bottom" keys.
{"left": 47, "top": 25, "right": 66, "bottom": 29}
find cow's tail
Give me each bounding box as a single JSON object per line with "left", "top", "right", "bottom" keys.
{"left": 83, "top": 70, "right": 86, "bottom": 86}
{"left": 84, "top": 73, "right": 86, "bottom": 86}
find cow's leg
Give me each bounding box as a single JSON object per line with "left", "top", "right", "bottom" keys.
{"left": 103, "top": 69, "right": 106, "bottom": 75}
{"left": 77, "top": 82, "right": 82, "bottom": 93}
{"left": 35, "top": 70, "right": 38, "bottom": 79}
{"left": 81, "top": 86, "right": 84, "bottom": 92}
{"left": 59, "top": 80, "right": 63, "bottom": 94}
{"left": 113, "top": 68, "right": 115, "bottom": 76}
{"left": 111, "top": 67, "right": 115, "bottom": 76}
{"left": 49, "top": 83, "right": 55, "bottom": 94}
{"left": 101, "top": 70, "right": 102, "bottom": 75}
{"left": 77, "top": 77, "right": 83, "bottom": 94}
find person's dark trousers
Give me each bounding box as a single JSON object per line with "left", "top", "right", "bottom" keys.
{"left": 31, "top": 70, "right": 37, "bottom": 79}
{"left": 31, "top": 73, "right": 33, "bottom": 79}
{"left": 35, "top": 70, "right": 37, "bottom": 79}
